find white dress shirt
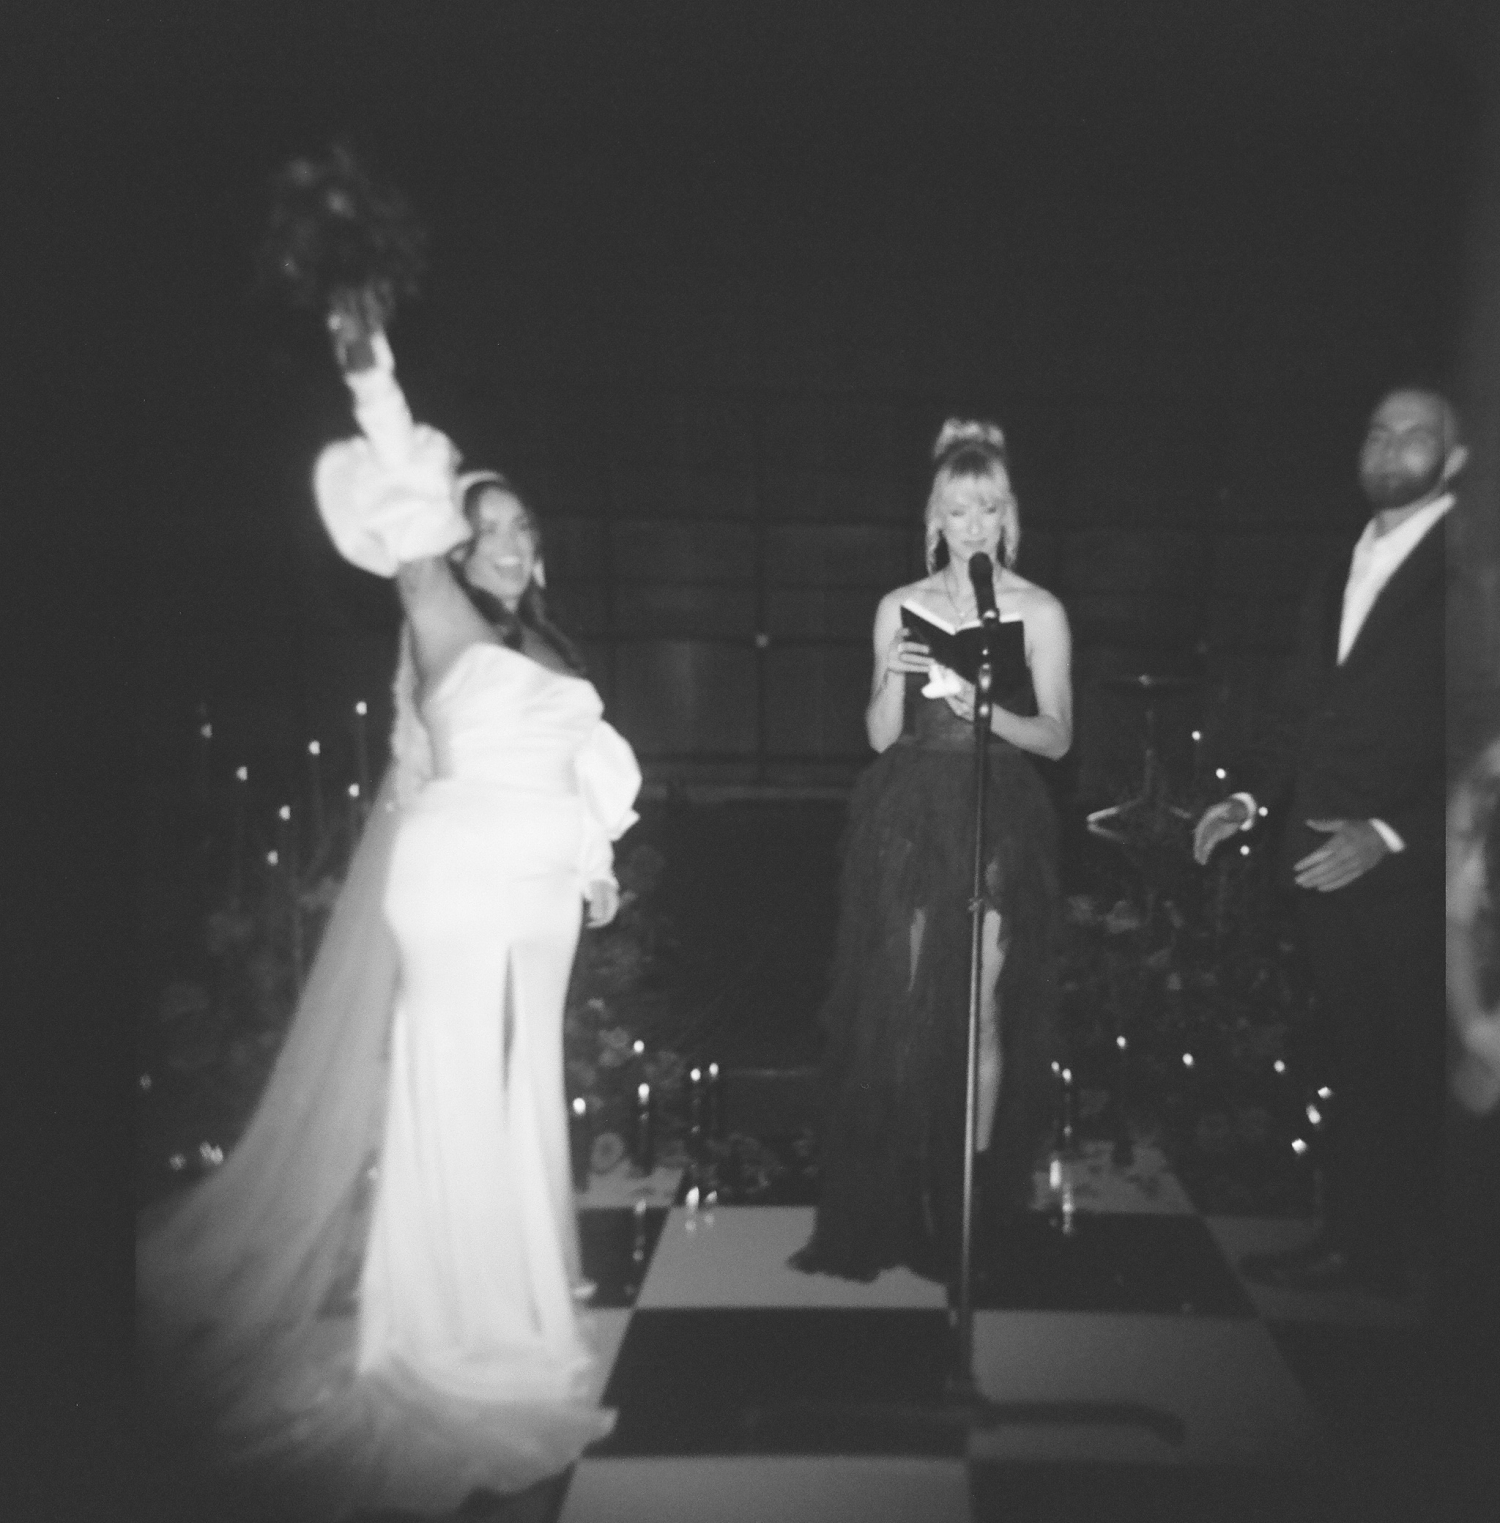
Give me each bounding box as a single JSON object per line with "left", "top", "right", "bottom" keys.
{"left": 1234, "top": 492, "right": 1453, "bottom": 852}
{"left": 1337, "top": 493, "right": 1453, "bottom": 664}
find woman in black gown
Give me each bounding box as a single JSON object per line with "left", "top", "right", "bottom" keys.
{"left": 793, "top": 420, "right": 1072, "bottom": 1283}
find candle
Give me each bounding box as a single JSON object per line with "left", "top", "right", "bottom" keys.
{"left": 195, "top": 706, "right": 212, "bottom": 804}
{"left": 278, "top": 805, "right": 303, "bottom": 989}
{"left": 231, "top": 766, "right": 248, "bottom": 906}
{"left": 569, "top": 1096, "right": 591, "bottom": 1192}
{"left": 352, "top": 701, "right": 371, "bottom": 814}
{"left": 688, "top": 1067, "right": 704, "bottom": 1153}
{"left": 634, "top": 1081, "right": 655, "bottom": 1175}
{"left": 1059, "top": 1065, "right": 1077, "bottom": 1155}
{"left": 1047, "top": 1151, "right": 1068, "bottom": 1233}
{"left": 346, "top": 782, "right": 362, "bottom": 843}
{"left": 1111, "top": 1033, "right": 1134, "bottom": 1168}
{"left": 706, "top": 1061, "right": 722, "bottom": 1139}
{"left": 306, "top": 740, "right": 326, "bottom": 852}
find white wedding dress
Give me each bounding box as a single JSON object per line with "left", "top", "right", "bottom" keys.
{"left": 136, "top": 347, "right": 640, "bottom": 1521}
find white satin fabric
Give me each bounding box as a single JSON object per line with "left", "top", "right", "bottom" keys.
{"left": 137, "top": 344, "right": 642, "bottom": 1519}
{"left": 361, "top": 642, "right": 638, "bottom": 1404}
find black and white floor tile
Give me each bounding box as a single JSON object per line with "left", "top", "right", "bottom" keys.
{"left": 553, "top": 1148, "right": 1429, "bottom": 1521}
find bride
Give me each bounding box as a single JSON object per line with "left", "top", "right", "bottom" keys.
{"left": 136, "top": 295, "right": 641, "bottom": 1520}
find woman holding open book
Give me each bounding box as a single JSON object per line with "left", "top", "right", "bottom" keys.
{"left": 792, "top": 419, "right": 1072, "bottom": 1282}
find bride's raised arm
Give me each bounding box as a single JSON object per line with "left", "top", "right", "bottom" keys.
{"left": 313, "top": 298, "right": 491, "bottom": 694}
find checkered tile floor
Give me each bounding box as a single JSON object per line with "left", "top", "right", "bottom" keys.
{"left": 554, "top": 1143, "right": 1427, "bottom": 1522}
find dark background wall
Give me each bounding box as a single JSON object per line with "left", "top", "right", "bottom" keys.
{"left": 25, "top": 1, "right": 1489, "bottom": 808}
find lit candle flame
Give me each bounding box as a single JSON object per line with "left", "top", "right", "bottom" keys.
{"left": 279, "top": 805, "right": 291, "bottom": 821}
{"left": 355, "top": 701, "right": 368, "bottom": 716}
{"left": 637, "top": 1082, "right": 650, "bottom": 1103}
{"left": 308, "top": 740, "right": 321, "bottom": 756}
{"left": 1291, "top": 1138, "right": 1309, "bottom": 1156}
{"left": 571, "top": 1097, "right": 587, "bottom": 1117}
{"left": 236, "top": 766, "right": 248, "bottom": 782}
{"left": 267, "top": 850, "right": 279, "bottom": 866}
{"left": 1182, "top": 1052, "right": 1195, "bottom": 1068}
{"left": 348, "top": 783, "right": 360, "bottom": 798}
{"left": 1273, "top": 1059, "right": 1287, "bottom": 1074}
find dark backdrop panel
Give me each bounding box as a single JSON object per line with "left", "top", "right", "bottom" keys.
{"left": 614, "top": 641, "right": 758, "bottom": 760}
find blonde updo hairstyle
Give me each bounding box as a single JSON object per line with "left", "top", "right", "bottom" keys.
{"left": 923, "top": 419, "right": 1018, "bottom": 574}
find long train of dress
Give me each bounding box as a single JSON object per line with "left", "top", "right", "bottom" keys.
{"left": 138, "top": 648, "right": 639, "bottom": 1520}
{"left": 794, "top": 673, "right": 1061, "bottom": 1283}
{"left": 137, "top": 345, "right": 641, "bottom": 1515}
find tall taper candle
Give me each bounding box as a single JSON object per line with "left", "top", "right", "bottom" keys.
{"left": 569, "top": 1096, "right": 591, "bottom": 1192}
{"left": 195, "top": 707, "right": 212, "bottom": 805}
{"left": 1112, "top": 1033, "right": 1134, "bottom": 1167}
{"left": 706, "top": 1061, "right": 722, "bottom": 1139}
{"left": 306, "top": 740, "right": 326, "bottom": 854}
{"left": 688, "top": 1067, "right": 704, "bottom": 1156}
{"left": 352, "top": 701, "right": 371, "bottom": 818}
{"left": 278, "top": 805, "right": 304, "bottom": 989}
{"left": 231, "top": 766, "right": 248, "bottom": 907}
{"left": 634, "top": 1081, "right": 655, "bottom": 1175}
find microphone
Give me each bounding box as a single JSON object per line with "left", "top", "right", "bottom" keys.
{"left": 968, "top": 553, "right": 998, "bottom": 623}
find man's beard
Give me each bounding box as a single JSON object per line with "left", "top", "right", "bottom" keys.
{"left": 1361, "top": 456, "right": 1446, "bottom": 512}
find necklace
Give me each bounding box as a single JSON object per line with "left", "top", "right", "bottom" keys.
{"left": 941, "top": 566, "right": 973, "bottom": 622}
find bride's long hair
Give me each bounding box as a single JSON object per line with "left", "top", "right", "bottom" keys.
{"left": 451, "top": 473, "right": 588, "bottom": 676}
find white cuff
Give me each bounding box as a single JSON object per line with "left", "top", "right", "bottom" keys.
{"left": 1369, "top": 818, "right": 1405, "bottom": 853}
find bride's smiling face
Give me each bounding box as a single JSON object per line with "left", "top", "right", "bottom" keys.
{"left": 464, "top": 489, "right": 539, "bottom": 611}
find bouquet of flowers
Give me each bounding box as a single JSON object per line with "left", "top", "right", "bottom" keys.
{"left": 256, "top": 141, "right": 428, "bottom": 331}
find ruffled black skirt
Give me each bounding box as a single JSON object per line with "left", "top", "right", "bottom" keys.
{"left": 795, "top": 735, "right": 1060, "bottom": 1282}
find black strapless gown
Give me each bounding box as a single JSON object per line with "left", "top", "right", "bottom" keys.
{"left": 794, "top": 673, "right": 1061, "bottom": 1282}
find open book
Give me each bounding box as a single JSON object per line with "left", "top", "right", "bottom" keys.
{"left": 901, "top": 599, "right": 1028, "bottom": 689}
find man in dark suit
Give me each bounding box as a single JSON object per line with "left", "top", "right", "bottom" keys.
{"left": 1194, "top": 386, "right": 1464, "bottom": 1295}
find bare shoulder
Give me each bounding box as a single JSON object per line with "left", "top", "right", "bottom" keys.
{"left": 889, "top": 573, "right": 954, "bottom": 615}
{"left": 999, "top": 571, "right": 1067, "bottom": 623}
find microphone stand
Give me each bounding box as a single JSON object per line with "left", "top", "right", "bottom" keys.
{"left": 948, "top": 615, "right": 995, "bottom": 1401}
{"left": 933, "top": 562, "right": 1184, "bottom": 1449}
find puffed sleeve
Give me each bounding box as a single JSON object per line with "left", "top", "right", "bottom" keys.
{"left": 312, "top": 334, "right": 471, "bottom": 577}
{"left": 576, "top": 719, "right": 643, "bottom": 886}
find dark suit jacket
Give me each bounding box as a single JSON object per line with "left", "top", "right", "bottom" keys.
{"left": 1241, "top": 512, "right": 1448, "bottom": 900}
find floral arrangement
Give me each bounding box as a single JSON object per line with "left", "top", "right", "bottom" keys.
{"left": 140, "top": 710, "right": 1333, "bottom": 1217}
{"left": 1059, "top": 809, "right": 1327, "bottom": 1215}
{"left": 256, "top": 142, "right": 427, "bottom": 329}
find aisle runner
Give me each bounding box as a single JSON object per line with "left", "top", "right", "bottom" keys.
{"left": 555, "top": 1145, "right": 1421, "bottom": 1522}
